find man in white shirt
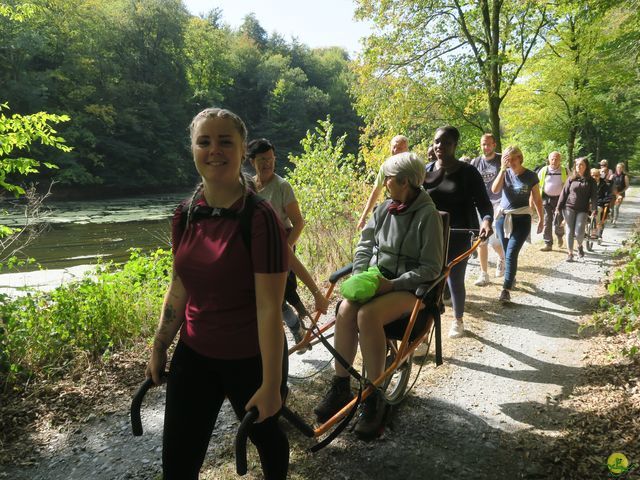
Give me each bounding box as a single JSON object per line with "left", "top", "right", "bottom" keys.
{"left": 538, "top": 151, "right": 568, "bottom": 251}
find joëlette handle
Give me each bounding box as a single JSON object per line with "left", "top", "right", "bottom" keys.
{"left": 131, "top": 373, "right": 167, "bottom": 436}
{"left": 235, "top": 407, "right": 260, "bottom": 475}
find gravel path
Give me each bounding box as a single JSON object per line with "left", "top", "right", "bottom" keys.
{"left": 2, "top": 187, "right": 637, "bottom": 480}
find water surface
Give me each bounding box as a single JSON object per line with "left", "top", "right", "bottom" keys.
{"left": 1, "top": 192, "right": 190, "bottom": 271}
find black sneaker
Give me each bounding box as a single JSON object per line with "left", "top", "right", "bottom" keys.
{"left": 578, "top": 245, "right": 585, "bottom": 258}
{"left": 354, "top": 391, "right": 388, "bottom": 441}
{"left": 314, "top": 376, "right": 353, "bottom": 423}
{"left": 499, "top": 289, "right": 511, "bottom": 303}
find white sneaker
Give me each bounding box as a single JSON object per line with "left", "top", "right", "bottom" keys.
{"left": 474, "top": 271, "right": 490, "bottom": 286}
{"left": 448, "top": 319, "right": 465, "bottom": 338}
{"left": 495, "top": 258, "right": 505, "bottom": 277}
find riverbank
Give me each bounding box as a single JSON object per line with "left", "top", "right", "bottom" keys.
{"left": 0, "top": 265, "right": 95, "bottom": 297}
{"left": 1, "top": 187, "right": 638, "bottom": 479}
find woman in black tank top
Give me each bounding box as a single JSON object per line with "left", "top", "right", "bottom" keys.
{"left": 611, "top": 162, "right": 630, "bottom": 225}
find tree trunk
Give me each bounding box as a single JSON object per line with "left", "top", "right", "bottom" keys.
{"left": 567, "top": 126, "right": 577, "bottom": 169}
{"left": 489, "top": 95, "right": 502, "bottom": 152}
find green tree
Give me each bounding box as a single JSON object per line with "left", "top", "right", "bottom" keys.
{"left": 501, "top": 2, "right": 640, "bottom": 168}
{"left": 0, "top": 103, "right": 69, "bottom": 196}
{"left": 355, "top": 0, "right": 551, "bottom": 150}
{"left": 0, "top": 4, "right": 70, "bottom": 198}
{"left": 239, "top": 12, "right": 268, "bottom": 50}
{"left": 2, "top": 1, "right": 364, "bottom": 192}
{"left": 0, "top": 5, "right": 70, "bottom": 257}
{"left": 287, "top": 117, "right": 367, "bottom": 275}
{"left": 183, "top": 15, "right": 233, "bottom": 106}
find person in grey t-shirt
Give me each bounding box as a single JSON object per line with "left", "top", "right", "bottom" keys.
{"left": 470, "top": 133, "right": 506, "bottom": 286}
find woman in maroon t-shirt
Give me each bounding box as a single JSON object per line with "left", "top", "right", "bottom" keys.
{"left": 145, "top": 108, "right": 289, "bottom": 479}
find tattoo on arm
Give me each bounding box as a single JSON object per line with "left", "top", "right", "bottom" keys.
{"left": 156, "top": 303, "right": 177, "bottom": 338}
{"left": 162, "top": 303, "right": 176, "bottom": 324}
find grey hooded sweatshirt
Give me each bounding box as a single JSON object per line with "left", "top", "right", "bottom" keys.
{"left": 354, "top": 189, "right": 444, "bottom": 292}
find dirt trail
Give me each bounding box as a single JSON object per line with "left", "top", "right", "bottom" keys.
{"left": 2, "top": 187, "right": 637, "bottom": 480}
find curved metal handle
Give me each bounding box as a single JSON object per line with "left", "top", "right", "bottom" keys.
{"left": 130, "top": 373, "right": 166, "bottom": 436}
{"left": 235, "top": 407, "right": 259, "bottom": 475}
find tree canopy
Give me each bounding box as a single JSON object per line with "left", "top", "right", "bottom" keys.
{"left": 354, "top": 0, "right": 639, "bottom": 170}
{"left": 2, "top": 0, "right": 638, "bottom": 197}
{"left": 1, "top": 0, "right": 362, "bottom": 196}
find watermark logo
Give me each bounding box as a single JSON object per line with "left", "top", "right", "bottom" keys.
{"left": 607, "top": 452, "right": 638, "bottom": 478}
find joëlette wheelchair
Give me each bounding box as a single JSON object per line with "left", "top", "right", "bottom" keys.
{"left": 130, "top": 211, "right": 484, "bottom": 476}
{"left": 586, "top": 202, "right": 610, "bottom": 251}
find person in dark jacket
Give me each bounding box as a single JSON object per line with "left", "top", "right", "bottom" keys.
{"left": 590, "top": 168, "right": 612, "bottom": 239}
{"left": 556, "top": 157, "right": 597, "bottom": 261}
{"left": 424, "top": 126, "right": 493, "bottom": 338}
{"left": 610, "top": 162, "right": 630, "bottom": 226}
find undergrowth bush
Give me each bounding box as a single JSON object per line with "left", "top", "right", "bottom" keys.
{"left": 0, "top": 248, "right": 171, "bottom": 386}
{"left": 287, "top": 117, "right": 368, "bottom": 278}
{"left": 585, "top": 232, "right": 640, "bottom": 357}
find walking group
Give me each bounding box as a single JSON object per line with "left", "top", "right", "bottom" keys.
{"left": 536, "top": 153, "right": 629, "bottom": 261}
{"left": 143, "top": 106, "right": 631, "bottom": 479}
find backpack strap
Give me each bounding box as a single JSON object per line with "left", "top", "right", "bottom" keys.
{"left": 179, "top": 193, "right": 265, "bottom": 252}
{"left": 238, "top": 194, "right": 264, "bottom": 252}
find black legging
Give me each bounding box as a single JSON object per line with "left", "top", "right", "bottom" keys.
{"left": 447, "top": 232, "right": 471, "bottom": 319}
{"left": 163, "top": 341, "right": 289, "bottom": 480}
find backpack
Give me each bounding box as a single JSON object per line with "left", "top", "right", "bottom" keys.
{"left": 178, "top": 193, "right": 265, "bottom": 252}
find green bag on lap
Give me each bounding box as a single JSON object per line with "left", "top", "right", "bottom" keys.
{"left": 340, "top": 266, "right": 382, "bottom": 302}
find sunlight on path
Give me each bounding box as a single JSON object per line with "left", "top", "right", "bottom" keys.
{"left": 429, "top": 186, "right": 638, "bottom": 433}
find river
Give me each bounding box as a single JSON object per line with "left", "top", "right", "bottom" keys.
{"left": 1, "top": 192, "right": 191, "bottom": 273}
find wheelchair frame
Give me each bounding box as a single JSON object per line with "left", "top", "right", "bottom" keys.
{"left": 130, "top": 211, "right": 485, "bottom": 475}
{"left": 281, "top": 213, "right": 484, "bottom": 441}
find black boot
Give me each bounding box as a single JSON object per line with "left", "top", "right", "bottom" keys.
{"left": 354, "top": 390, "right": 388, "bottom": 441}
{"left": 314, "top": 376, "right": 352, "bottom": 423}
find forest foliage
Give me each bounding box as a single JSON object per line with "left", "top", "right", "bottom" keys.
{"left": 0, "top": 0, "right": 361, "bottom": 195}
{"left": 353, "top": 0, "right": 640, "bottom": 171}
{"left": 2, "top": 0, "right": 638, "bottom": 195}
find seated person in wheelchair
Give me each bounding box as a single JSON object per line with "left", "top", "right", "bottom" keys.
{"left": 314, "top": 152, "right": 444, "bottom": 439}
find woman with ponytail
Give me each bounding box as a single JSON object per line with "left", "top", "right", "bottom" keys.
{"left": 556, "top": 156, "right": 597, "bottom": 261}
{"left": 145, "top": 107, "right": 290, "bottom": 479}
